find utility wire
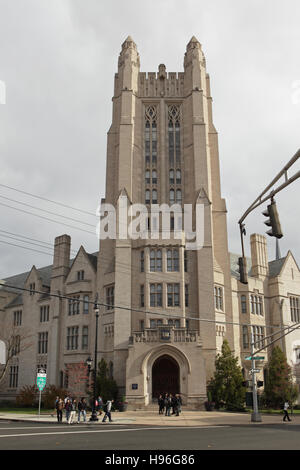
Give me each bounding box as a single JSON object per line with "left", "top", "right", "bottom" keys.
{"left": 0, "top": 233, "right": 78, "bottom": 256}
{"left": 0, "top": 195, "right": 95, "bottom": 227}
{"left": 0, "top": 240, "right": 54, "bottom": 257}
{"left": 0, "top": 183, "right": 96, "bottom": 217}
{"left": 0, "top": 281, "right": 298, "bottom": 336}
{"left": 0, "top": 202, "right": 96, "bottom": 236}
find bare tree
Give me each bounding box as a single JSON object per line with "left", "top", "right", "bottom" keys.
{"left": 0, "top": 325, "right": 33, "bottom": 386}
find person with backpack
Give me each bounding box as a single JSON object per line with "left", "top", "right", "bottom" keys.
{"left": 102, "top": 399, "right": 114, "bottom": 423}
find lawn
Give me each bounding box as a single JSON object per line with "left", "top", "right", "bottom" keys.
{"left": 0, "top": 408, "right": 55, "bottom": 414}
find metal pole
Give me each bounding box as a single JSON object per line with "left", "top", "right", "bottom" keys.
{"left": 38, "top": 389, "right": 41, "bottom": 419}
{"left": 251, "top": 333, "right": 262, "bottom": 422}
{"left": 90, "top": 302, "right": 99, "bottom": 422}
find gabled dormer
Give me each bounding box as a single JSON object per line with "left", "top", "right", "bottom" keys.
{"left": 66, "top": 246, "right": 97, "bottom": 288}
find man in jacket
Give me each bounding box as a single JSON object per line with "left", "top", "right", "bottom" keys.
{"left": 102, "top": 399, "right": 114, "bottom": 423}
{"left": 77, "top": 398, "right": 87, "bottom": 423}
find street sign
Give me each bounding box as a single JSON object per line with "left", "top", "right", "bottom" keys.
{"left": 36, "top": 372, "right": 47, "bottom": 391}
{"left": 245, "top": 356, "right": 265, "bottom": 360}
{"left": 250, "top": 369, "right": 260, "bottom": 374}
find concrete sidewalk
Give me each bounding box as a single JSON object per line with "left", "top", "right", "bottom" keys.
{"left": 0, "top": 409, "right": 297, "bottom": 427}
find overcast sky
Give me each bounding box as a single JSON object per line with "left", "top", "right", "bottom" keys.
{"left": 0, "top": 0, "right": 299, "bottom": 279}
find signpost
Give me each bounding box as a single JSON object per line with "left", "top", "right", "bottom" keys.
{"left": 36, "top": 369, "right": 47, "bottom": 419}
{"left": 245, "top": 356, "right": 265, "bottom": 361}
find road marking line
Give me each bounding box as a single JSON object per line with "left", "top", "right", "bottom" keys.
{"left": 0, "top": 425, "right": 229, "bottom": 439}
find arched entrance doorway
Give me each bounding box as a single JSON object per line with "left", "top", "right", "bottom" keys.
{"left": 152, "top": 354, "right": 180, "bottom": 399}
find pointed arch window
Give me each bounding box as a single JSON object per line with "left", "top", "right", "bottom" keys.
{"left": 169, "top": 188, "right": 175, "bottom": 204}
{"left": 145, "top": 105, "right": 158, "bottom": 167}
{"left": 168, "top": 105, "right": 181, "bottom": 166}
{"left": 152, "top": 169, "right": 157, "bottom": 185}
{"left": 169, "top": 169, "right": 174, "bottom": 185}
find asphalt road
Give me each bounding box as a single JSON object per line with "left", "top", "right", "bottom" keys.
{"left": 0, "top": 421, "right": 299, "bottom": 452}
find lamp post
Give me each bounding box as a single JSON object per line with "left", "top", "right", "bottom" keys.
{"left": 89, "top": 298, "right": 99, "bottom": 422}
{"left": 86, "top": 355, "right": 92, "bottom": 392}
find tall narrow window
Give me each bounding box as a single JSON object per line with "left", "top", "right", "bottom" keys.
{"left": 145, "top": 105, "right": 158, "bottom": 166}
{"left": 168, "top": 105, "right": 181, "bottom": 165}
{"left": 9, "top": 365, "right": 18, "bottom": 388}
{"left": 169, "top": 169, "right": 174, "bottom": 184}
{"left": 152, "top": 189, "right": 158, "bottom": 204}
{"left": 169, "top": 189, "right": 175, "bottom": 204}
{"left": 140, "top": 285, "right": 145, "bottom": 307}
{"left": 150, "top": 283, "right": 162, "bottom": 307}
{"left": 83, "top": 295, "right": 89, "bottom": 314}
{"left": 185, "top": 284, "right": 189, "bottom": 307}
{"left": 214, "top": 286, "right": 223, "bottom": 311}
{"left": 145, "top": 189, "right": 150, "bottom": 204}
{"left": 241, "top": 295, "right": 247, "bottom": 314}
{"left": 150, "top": 249, "right": 162, "bottom": 272}
{"left": 152, "top": 169, "right": 157, "bottom": 185}
{"left": 106, "top": 286, "right": 114, "bottom": 310}
{"left": 242, "top": 325, "right": 249, "bottom": 349}
{"left": 145, "top": 169, "right": 150, "bottom": 184}
{"left": 167, "top": 249, "right": 179, "bottom": 272}
{"left": 167, "top": 284, "right": 180, "bottom": 307}
{"left": 82, "top": 326, "right": 89, "bottom": 350}
{"left": 176, "top": 189, "right": 182, "bottom": 204}
{"left": 176, "top": 169, "right": 181, "bottom": 184}
{"left": 140, "top": 251, "right": 144, "bottom": 272}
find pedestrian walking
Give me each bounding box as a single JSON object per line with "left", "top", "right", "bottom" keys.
{"left": 77, "top": 398, "right": 87, "bottom": 423}
{"left": 97, "top": 395, "right": 103, "bottom": 415}
{"left": 55, "top": 397, "right": 64, "bottom": 423}
{"left": 102, "top": 399, "right": 114, "bottom": 423}
{"left": 283, "top": 401, "right": 291, "bottom": 422}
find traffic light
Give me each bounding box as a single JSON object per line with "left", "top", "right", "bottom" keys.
{"left": 238, "top": 256, "right": 248, "bottom": 284}
{"left": 262, "top": 200, "right": 283, "bottom": 239}
{"left": 257, "top": 381, "right": 264, "bottom": 388}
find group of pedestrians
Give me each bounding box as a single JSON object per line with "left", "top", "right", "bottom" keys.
{"left": 55, "top": 396, "right": 88, "bottom": 424}
{"left": 55, "top": 395, "right": 114, "bottom": 424}
{"left": 158, "top": 393, "right": 182, "bottom": 417}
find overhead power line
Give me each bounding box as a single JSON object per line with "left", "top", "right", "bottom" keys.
{"left": 0, "top": 202, "right": 96, "bottom": 236}
{"left": 0, "top": 281, "right": 298, "bottom": 338}
{"left": 0, "top": 194, "right": 95, "bottom": 228}
{"left": 0, "top": 183, "right": 96, "bottom": 217}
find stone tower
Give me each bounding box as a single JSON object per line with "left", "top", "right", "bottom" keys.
{"left": 97, "top": 37, "right": 233, "bottom": 407}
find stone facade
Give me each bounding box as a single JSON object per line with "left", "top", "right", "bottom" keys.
{"left": 0, "top": 37, "right": 300, "bottom": 407}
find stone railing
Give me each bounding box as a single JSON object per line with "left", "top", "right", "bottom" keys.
{"left": 131, "top": 327, "right": 198, "bottom": 344}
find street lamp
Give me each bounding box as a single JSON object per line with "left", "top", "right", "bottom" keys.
{"left": 89, "top": 297, "right": 99, "bottom": 422}
{"left": 86, "top": 356, "right": 92, "bottom": 391}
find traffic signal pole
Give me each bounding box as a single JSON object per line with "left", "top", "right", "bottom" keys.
{"left": 250, "top": 334, "right": 262, "bottom": 422}
{"left": 237, "top": 149, "right": 300, "bottom": 284}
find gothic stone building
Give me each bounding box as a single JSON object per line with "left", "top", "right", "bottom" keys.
{"left": 1, "top": 37, "right": 300, "bottom": 407}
